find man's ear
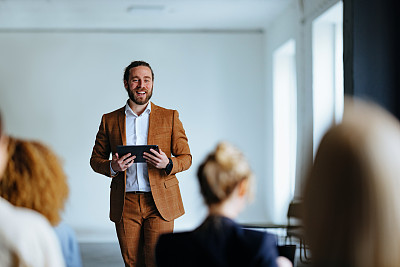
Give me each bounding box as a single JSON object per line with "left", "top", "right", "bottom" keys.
{"left": 124, "top": 80, "right": 128, "bottom": 90}
{"left": 237, "top": 179, "right": 249, "bottom": 197}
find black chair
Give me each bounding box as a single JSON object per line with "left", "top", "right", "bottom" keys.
{"left": 278, "top": 244, "right": 297, "bottom": 266}
{"left": 285, "top": 200, "right": 311, "bottom": 264}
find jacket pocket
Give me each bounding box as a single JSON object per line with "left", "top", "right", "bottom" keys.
{"left": 164, "top": 177, "right": 178, "bottom": 188}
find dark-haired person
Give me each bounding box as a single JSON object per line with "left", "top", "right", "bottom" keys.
{"left": 90, "top": 60, "right": 192, "bottom": 267}
{"left": 0, "top": 112, "right": 65, "bottom": 267}
{"left": 156, "top": 142, "right": 292, "bottom": 267}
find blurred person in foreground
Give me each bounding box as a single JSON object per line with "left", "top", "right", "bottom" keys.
{"left": 303, "top": 97, "right": 400, "bottom": 267}
{"left": 0, "top": 112, "right": 65, "bottom": 266}
{"left": 156, "top": 142, "right": 292, "bottom": 267}
{"left": 0, "top": 137, "right": 81, "bottom": 267}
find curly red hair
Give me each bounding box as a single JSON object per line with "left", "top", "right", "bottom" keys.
{"left": 0, "top": 137, "right": 69, "bottom": 225}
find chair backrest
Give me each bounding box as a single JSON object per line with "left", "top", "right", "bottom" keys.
{"left": 287, "top": 200, "right": 303, "bottom": 227}
{"left": 286, "top": 199, "right": 311, "bottom": 263}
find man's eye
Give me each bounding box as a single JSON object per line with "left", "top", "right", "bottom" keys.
{"left": 132, "top": 79, "right": 138, "bottom": 82}
{"left": 145, "top": 80, "right": 150, "bottom": 83}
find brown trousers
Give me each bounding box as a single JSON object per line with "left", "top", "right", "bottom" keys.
{"left": 115, "top": 192, "right": 174, "bottom": 267}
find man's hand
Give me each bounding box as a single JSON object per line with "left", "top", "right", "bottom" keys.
{"left": 143, "top": 148, "right": 169, "bottom": 169}
{"left": 111, "top": 153, "right": 136, "bottom": 172}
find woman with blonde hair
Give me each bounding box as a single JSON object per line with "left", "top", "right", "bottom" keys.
{"left": 156, "top": 142, "right": 292, "bottom": 267}
{"left": 0, "top": 137, "right": 81, "bottom": 267}
{"left": 0, "top": 112, "right": 65, "bottom": 267}
{"left": 303, "top": 98, "right": 400, "bottom": 267}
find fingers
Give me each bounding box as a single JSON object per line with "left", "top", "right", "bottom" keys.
{"left": 111, "top": 153, "right": 136, "bottom": 172}
{"left": 143, "top": 149, "right": 160, "bottom": 163}
{"left": 119, "top": 154, "right": 136, "bottom": 171}
{"left": 143, "top": 148, "right": 168, "bottom": 169}
{"left": 120, "top": 153, "right": 134, "bottom": 161}
{"left": 150, "top": 148, "right": 161, "bottom": 156}
{"left": 143, "top": 154, "right": 159, "bottom": 166}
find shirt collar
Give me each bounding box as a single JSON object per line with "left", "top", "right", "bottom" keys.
{"left": 125, "top": 101, "right": 152, "bottom": 117}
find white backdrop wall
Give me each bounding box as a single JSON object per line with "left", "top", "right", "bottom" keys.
{"left": 0, "top": 31, "right": 267, "bottom": 242}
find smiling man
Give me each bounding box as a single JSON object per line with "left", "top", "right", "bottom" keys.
{"left": 90, "top": 61, "right": 192, "bottom": 267}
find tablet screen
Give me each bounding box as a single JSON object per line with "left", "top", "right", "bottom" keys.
{"left": 116, "top": 145, "right": 159, "bottom": 163}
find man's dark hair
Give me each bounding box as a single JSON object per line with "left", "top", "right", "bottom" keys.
{"left": 123, "top": 61, "right": 154, "bottom": 83}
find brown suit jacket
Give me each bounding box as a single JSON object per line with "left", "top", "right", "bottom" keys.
{"left": 90, "top": 102, "right": 192, "bottom": 223}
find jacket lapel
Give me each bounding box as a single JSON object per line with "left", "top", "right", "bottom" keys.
{"left": 118, "top": 107, "right": 126, "bottom": 145}
{"left": 148, "top": 102, "right": 157, "bottom": 145}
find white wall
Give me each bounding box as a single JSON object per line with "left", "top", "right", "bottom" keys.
{"left": 0, "top": 31, "right": 267, "bottom": 241}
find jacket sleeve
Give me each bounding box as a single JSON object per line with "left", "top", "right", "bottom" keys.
{"left": 253, "top": 233, "right": 279, "bottom": 267}
{"left": 169, "top": 110, "right": 192, "bottom": 175}
{"left": 90, "top": 114, "right": 112, "bottom": 177}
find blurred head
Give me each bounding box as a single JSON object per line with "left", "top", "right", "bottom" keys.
{"left": 303, "top": 98, "right": 400, "bottom": 267}
{"left": 197, "top": 142, "right": 254, "bottom": 208}
{"left": 0, "top": 137, "right": 69, "bottom": 225}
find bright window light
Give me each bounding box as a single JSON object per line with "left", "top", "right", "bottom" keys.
{"left": 312, "top": 1, "right": 344, "bottom": 156}
{"left": 272, "top": 39, "right": 297, "bottom": 223}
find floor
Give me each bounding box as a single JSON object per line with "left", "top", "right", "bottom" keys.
{"left": 80, "top": 242, "right": 123, "bottom": 267}
{"left": 80, "top": 242, "right": 311, "bottom": 267}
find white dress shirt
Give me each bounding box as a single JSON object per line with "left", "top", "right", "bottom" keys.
{"left": 124, "top": 102, "right": 151, "bottom": 192}
{"left": 110, "top": 102, "right": 152, "bottom": 192}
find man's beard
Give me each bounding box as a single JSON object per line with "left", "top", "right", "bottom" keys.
{"left": 127, "top": 85, "right": 153, "bottom": 105}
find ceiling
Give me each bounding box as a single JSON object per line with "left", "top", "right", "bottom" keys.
{"left": 0, "top": 0, "right": 293, "bottom": 31}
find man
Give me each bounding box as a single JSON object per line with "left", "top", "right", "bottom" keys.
{"left": 90, "top": 60, "right": 192, "bottom": 267}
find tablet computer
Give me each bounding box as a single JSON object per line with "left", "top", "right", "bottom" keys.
{"left": 116, "top": 145, "right": 159, "bottom": 163}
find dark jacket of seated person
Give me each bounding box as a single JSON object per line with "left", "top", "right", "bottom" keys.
{"left": 156, "top": 142, "right": 292, "bottom": 267}
{"left": 156, "top": 215, "right": 279, "bottom": 267}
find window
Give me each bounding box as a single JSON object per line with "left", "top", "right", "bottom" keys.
{"left": 312, "top": 1, "right": 344, "bottom": 156}
{"left": 273, "top": 39, "right": 297, "bottom": 223}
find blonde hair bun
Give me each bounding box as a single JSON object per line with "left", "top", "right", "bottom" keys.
{"left": 198, "top": 142, "right": 253, "bottom": 205}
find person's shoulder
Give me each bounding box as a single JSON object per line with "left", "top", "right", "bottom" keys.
{"left": 0, "top": 197, "right": 45, "bottom": 225}
{"left": 157, "top": 231, "right": 197, "bottom": 252}
{"left": 54, "top": 221, "right": 78, "bottom": 242}
{"left": 100, "top": 106, "right": 125, "bottom": 124}
{"left": 151, "top": 103, "right": 180, "bottom": 123}
{"left": 151, "top": 103, "right": 175, "bottom": 112}
{"left": 0, "top": 198, "right": 65, "bottom": 266}
{"left": 242, "top": 228, "right": 277, "bottom": 245}
{"left": 104, "top": 106, "right": 125, "bottom": 117}
{"left": 238, "top": 227, "right": 279, "bottom": 256}
{"left": 156, "top": 231, "right": 196, "bottom": 267}
{"left": 156, "top": 231, "right": 193, "bottom": 261}
{"left": 158, "top": 231, "right": 192, "bottom": 245}
{"left": 8, "top": 201, "right": 58, "bottom": 241}
{"left": 239, "top": 229, "right": 279, "bottom": 266}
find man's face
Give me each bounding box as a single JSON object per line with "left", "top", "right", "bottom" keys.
{"left": 124, "top": 66, "right": 153, "bottom": 106}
